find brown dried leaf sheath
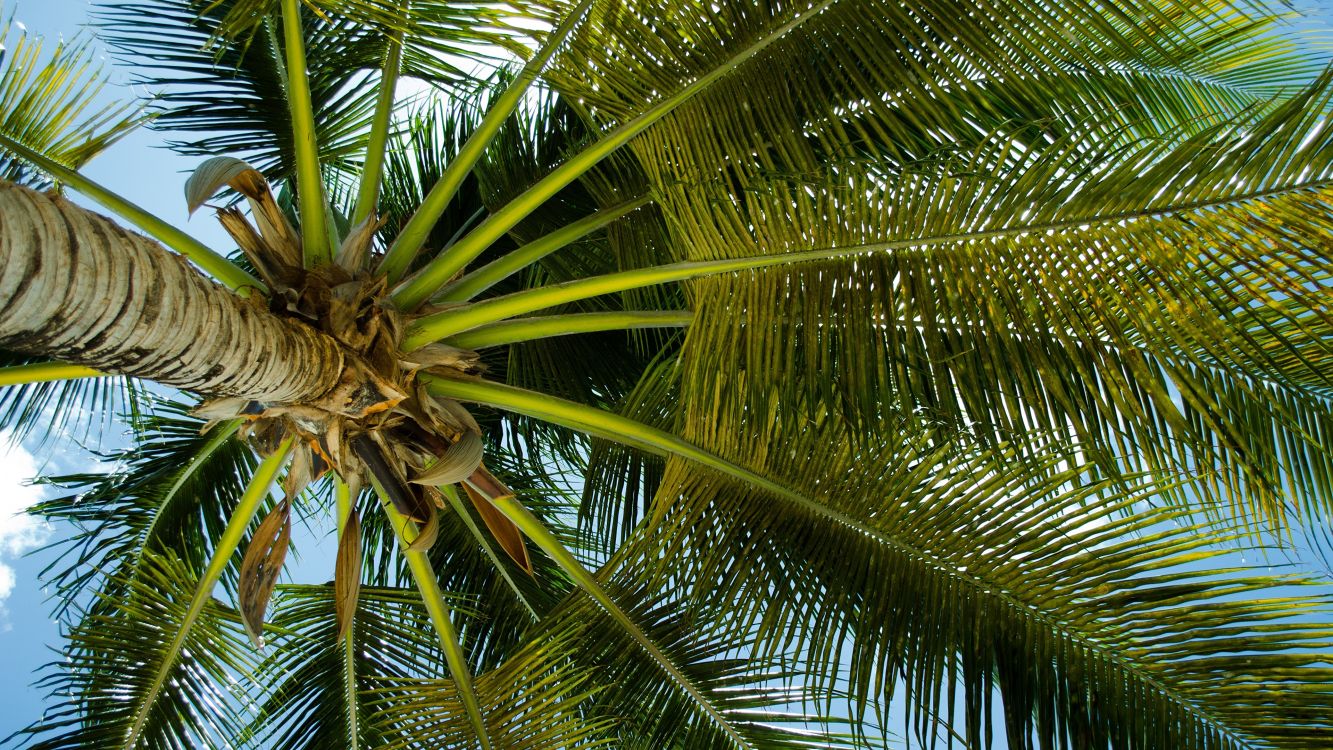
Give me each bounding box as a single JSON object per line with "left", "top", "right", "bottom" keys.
{"left": 239, "top": 500, "right": 292, "bottom": 648}
{"left": 334, "top": 508, "right": 362, "bottom": 642}
{"left": 463, "top": 466, "right": 532, "bottom": 575}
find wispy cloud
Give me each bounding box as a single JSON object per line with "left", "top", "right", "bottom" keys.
{"left": 0, "top": 433, "right": 52, "bottom": 625}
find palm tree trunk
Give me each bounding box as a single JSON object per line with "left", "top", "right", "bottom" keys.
{"left": 0, "top": 181, "right": 345, "bottom": 404}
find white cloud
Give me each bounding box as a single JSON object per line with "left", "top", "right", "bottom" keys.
{"left": 0, "top": 432, "right": 52, "bottom": 619}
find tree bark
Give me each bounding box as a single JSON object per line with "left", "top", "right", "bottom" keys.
{"left": 0, "top": 181, "right": 345, "bottom": 404}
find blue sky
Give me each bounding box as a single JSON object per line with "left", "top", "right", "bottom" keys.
{"left": 2, "top": 0, "right": 1333, "bottom": 744}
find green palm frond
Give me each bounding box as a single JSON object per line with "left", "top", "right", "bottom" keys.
{"left": 95, "top": 0, "right": 519, "bottom": 183}
{"left": 95, "top": 0, "right": 373, "bottom": 181}
{"left": 243, "top": 585, "right": 445, "bottom": 749}
{"left": 30, "top": 397, "right": 258, "bottom": 615}
{"left": 655, "top": 356, "right": 1333, "bottom": 747}
{"left": 471, "top": 85, "right": 599, "bottom": 214}
{"left": 378, "top": 95, "right": 493, "bottom": 272}
{"left": 536, "top": 0, "right": 1320, "bottom": 134}
{"left": 496, "top": 0, "right": 1333, "bottom": 529}
{"left": 578, "top": 351, "right": 677, "bottom": 554}
{"left": 380, "top": 89, "right": 683, "bottom": 471}
{"left": 344, "top": 454, "right": 578, "bottom": 671}
{"left": 12, "top": 551, "right": 258, "bottom": 750}
{"left": 395, "top": 79, "right": 649, "bottom": 289}
{"left": 375, "top": 0, "right": 598, "bottom": 280}
{"left": 472, "top": 90, "right": 691, "bottom": 469}
{"left": 650, "top": 436, "right": 1333, "bottom": 748}
{"left": 375, "top": 563, "right": 863, "bottom": 749}
{"left": 387, "top": 0, "right": 838, "bottom": 309}
{"left": 649, "top": 84, "right": 1333, "bottom": 524}
{"left": 367, "top": 622, "right": 614, "bottom": 750}
{"left": 0, "top": 17, "right": 141, "bottom": 188}
{"left": 531, "top": 574, "right": 864, "bottom": 749}
{"left": 451, "top": 84, "right": 678, "bottom": 311}
{"left": 431, "top": 378, "right": 1333, "bottom": 747}
{"left": 204, "top": 0, "right": 522, "bottom": 72}
{"left": 418, "top": 463, "right": 578, "bottom": 670}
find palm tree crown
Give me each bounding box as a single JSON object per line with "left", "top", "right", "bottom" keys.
{"left": 1, "top": 0, "right": 1332, "bottom": 748}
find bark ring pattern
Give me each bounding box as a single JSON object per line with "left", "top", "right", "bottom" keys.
{"left": 0, "top": 182, "right": 346, "bottom": 403}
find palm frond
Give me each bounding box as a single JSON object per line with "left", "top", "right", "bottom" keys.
{"left": 377, "top": 1, "right": 593, "bottom": 280}
{"left": 29, "top": 397, "right": 258, "bottom": 616}
{"left": 95, "top": 0, "right": 374, "bottom": 181}
{"left": 0, "top": 18, "right": 141, "bottom": 189}
{"left": 388, "top": 0, "right": 836, "bottom": 309}
{"left": 12, "top": 551, "right": 258, "bottom": 750}
{"left": 418, "top": 462, "right": 578, "bottom": 671}
{"left": 377, "top": 94, "right": 493, "bottom": 274}
{"left": 13, "top": 439, "right": 294, "bottom": 750}
{"left": 372, "top": 568, "right": 862, "bottom": 749}
{"left": 430, "top": 377, "right": 1333, "bottom": 747}
{"left": 382, "top": 88, "right": 685, "bottom": 473}
{"left": 578, "top": 351, "right": 677, "bottom": 555}
{"left": 242, "top": 585, "right": 445, "bottom": 750}
{"left": 470, "top": 88, "right": 691, "bottom": 469}
{"left": 650, "top": 71, "right": 1333, "bottom": 524}
{"left": 534, "top": 573, "right": 866, "bottom": 749}
{"left": 375, "top": 485, "right": 495, "bottom": 749}
{"left": 94, "top": 0, "right": 519, "bottom": 183}
{"left": 490, "top": 0, "right": 1333, "bottom": 528}
{"left": 344, "top": 451, "right": 577, "bottom": 672}
{"left": 204, "top": 0, "right": 521, "bottom": 76}
{"left": 367, "top": 622, "right": 614, "bottom": 750}
{"left": 649, "top": 426, "right": 1333, "bottom": 748}
{"left": 535, "top": 0, "right": 1321, "bottom": 134}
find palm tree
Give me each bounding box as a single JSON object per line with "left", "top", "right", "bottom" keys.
{"left": 2, "top": 0, "right": 1332, "bottom": 746}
